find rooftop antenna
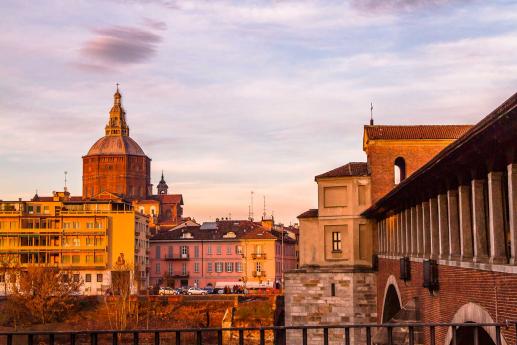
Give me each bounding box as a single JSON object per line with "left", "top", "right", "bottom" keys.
{"left": 250, "top": 191, "right": 254, "bottom": 221}
{"left": 263, "top": 195, "right": 267, "bottom": 219}
{"left": 370, "top": 102, "right": 374, "bottom": 125}
{"left": 64, "top": 171, "right": 68, "bottom": 192}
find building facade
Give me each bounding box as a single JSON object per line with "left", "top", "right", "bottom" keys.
{"left": 0, "top": 191, "right": 149, "bottom": 295}
{"left": 149, "top": 220, "right": 297, "bottom": 289}
{"left": 364, "top": 92, "right": 517, "bottom": 345}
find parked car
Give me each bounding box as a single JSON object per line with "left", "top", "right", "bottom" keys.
{"left": 203, "top": 287, "right": 214, "bottom": 294}
{"left": 187, "top": 287, "right": 208, "bottom": 295}
{"left": 158, "top": 287, "right": 177, "bottom": 295}
{"left": 176, "top": 287, "right": 189, "bottom": 295}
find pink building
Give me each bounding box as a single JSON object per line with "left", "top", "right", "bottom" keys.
{"left": 149, "top": 220, "right": 298, "bottom": 289}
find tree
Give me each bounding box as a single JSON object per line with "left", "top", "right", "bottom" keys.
{"left": 7, "top": 265, "right": 83, "bottom": 324}
{"left": 0, "top": 253, "right": 19, "bottom": 296}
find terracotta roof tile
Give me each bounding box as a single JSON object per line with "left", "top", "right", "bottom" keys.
{"left": 364, "top": 125, "right": 472, "bottom": 140}
{"left": 297, "top": 209, "right": 318, "bottom": 219}
{"left": 315, "top": 162, "right": 369, "bottom": 179}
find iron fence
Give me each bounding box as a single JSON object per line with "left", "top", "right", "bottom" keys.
{"left": 0, "top": 321, "right": 514, "bottom": 345}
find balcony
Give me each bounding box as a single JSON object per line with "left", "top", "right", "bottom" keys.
{"left": 163, "top": 253, "right": 189, "bottom": 261}
{"left": 165, "top": 272, "right": 189, "bottom": 278}
{"left": 251, "top": 253, "right": 267, "bottom": 260}
{"left": 252, "top": 270, "right": 266, "bottom": 277}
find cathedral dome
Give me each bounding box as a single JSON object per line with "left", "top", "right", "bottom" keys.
{"left": 87, "top": 135, "right": 146, "bottom": 156}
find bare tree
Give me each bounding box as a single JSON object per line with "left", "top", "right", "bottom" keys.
{"left": 7, "top": 265, "right": 83, "bottom": 324}
{"left": 0, "top": 253, "right": 19, "bottom": 296}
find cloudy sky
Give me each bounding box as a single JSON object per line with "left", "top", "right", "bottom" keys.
{"left": 1, "top": 0, "right": 517, "bottom": 224}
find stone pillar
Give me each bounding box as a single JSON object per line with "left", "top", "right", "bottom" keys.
{"left": 411, "top": 206, "right": 417, "bottom": 256}
{"left": 507, "top": 164, "right": 517, "bottom": 264}
{"left": 447, "top": 186, "right": 460, "bottom": 260}
{"left": 472, "top": 179, "right": 489, "bottom": 263}
{"left": 437, "top": 193, "right": 449, "bottom": 259}
{"left": 458, "top": 185, "right": 473, "bottom": 260}
{"left": 399, "top": 212, "right": 405, "bottom": 256}
{"left": 488, "top": 172, "right": 507, "bottom": 264}
{"left": 422, "top": 201, "right": 431, "bottom": 258}
{"left": 416, "top": 203, "right": 423, "bottom": 257}
{"left": 429, "top": 197, "right": 440, "bottom": 259}
{"left": 405, "top": 208, "right": 411, "bottom": 255}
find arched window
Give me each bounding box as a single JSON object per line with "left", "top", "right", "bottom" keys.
{"left": 394, "top": 157, "right": 406, "bottom": 185}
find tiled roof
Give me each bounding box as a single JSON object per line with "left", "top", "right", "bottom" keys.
{"left": 297, "top": 209, "right": 318, "bottom": 219}
{"left": 151, "top": 220, "right": 275, "bottom": 241}
{"left": 315, "top": 162, "right": 369, "bottom": 179}
{"left": 364, "top": 125, "right": 472, "bottom": 140}
{"left": 157, "top": 194, "right": 183, "bottom": 205}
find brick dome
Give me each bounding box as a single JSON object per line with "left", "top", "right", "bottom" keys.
{"left": 87, "top": 135, "right": 146, "bottom": 156}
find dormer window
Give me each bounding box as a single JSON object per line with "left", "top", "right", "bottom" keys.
{"left": 223, "top": 231, "right": 236, "bottom": 238}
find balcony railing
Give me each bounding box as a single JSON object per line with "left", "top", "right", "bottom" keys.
{"left": 252, "top": 252, "right": 267, "bottom": 260}
{"left": 0, "top": 322, "right": 513, "bottom": 345}
{"left": 163, "top": 253, "right": 189, "bottom": 260}
{"left": 252, "top": 270, "right": 266, "bottom": 277}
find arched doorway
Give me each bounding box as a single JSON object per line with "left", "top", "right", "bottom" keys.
{"left": 382, "top": 284, "right": 401, "bottom": 323}
{"left": 453, "top": 324, "right": 495, "bottom": 345}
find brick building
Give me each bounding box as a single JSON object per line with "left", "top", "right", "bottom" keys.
{"left": 287, "top": 120, "right": 470, "bottom": 344}
{"left": 364, "top": 92, "right": 517, "bottom": 345}
{"left": 83, "top": 88, "right": 184, "bottom": 230}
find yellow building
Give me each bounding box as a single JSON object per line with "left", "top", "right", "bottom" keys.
{"left": 0, "top": 190, "right": 149, "bottom": 295}
{"left": 297, "top": 162, "right": 373, "bottom": 267}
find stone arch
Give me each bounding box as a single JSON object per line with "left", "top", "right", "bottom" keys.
{"left": 444, "top": 303, "right": 507, "bottom": 345}
{"left": 381, "top": 275, "right": 402, "bottom": 323}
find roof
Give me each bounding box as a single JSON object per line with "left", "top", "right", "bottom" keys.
{"left": 157, "top": 194, "right": 183, "bottom": 205}
{"left": 297, "top": 209, "right": 318, "bottom": 219}
{"left": 364, "top": 125, "right": 472, "bottom": 140}
{"left": 315, "top": 162, "right": 369, "bottom": 179}
{"left": 151, "top": 220, "right": 276, "bottom": 241}
{"left": 363, "top": 92, "right": 517, "bottom": 218}
{"left": 86, "top": 135, "right": 146, "bottom": 156}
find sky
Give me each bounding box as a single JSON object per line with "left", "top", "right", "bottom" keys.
{"left": 1, "top": 0, "right": 517, "bottom": 224}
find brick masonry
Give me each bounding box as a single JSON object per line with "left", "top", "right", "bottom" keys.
{"left": 285, "top": 268, "right": 377, "bottom": 345}
{"left": 377, "top": 258, "right": 517, "bottom": 345}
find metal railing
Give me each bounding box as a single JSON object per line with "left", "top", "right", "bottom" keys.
{"left": 0, "top": 321, "right": 514, "bottom": 345}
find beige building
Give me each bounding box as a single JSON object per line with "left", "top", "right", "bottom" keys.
{"left": 298, "top": 162, "right": 372, "bottom": 267}
{"left": 285, "top": 162, "right": 376, "bottom": 345}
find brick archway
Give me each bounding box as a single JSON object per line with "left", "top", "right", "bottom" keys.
{"left": 444, "top": 303, "right": 507, "bottom": 345}
{"left": 381, "top": 275, "right": 402, "bottom": 323}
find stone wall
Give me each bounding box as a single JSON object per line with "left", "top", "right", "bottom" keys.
{"left": 285, "top": 267, "right": 377, "bottom": 345}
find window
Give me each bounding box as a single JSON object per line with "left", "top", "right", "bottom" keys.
{"left": 156, "top": 263, "right": 160, "bottom": 274}
{"left": 194, "top": 246, "right": 199, "bottom": 258}
{"left": 331, "top": 283, "right": 336, "bottom": 296}
{"left": 96, "top": 274, "right": 103, "bottom": 283}
{"left": 324, "top": 186, "right": 348, "bottom": 207}
{"left": 73, "top": 274, "right": 80, "bottom": 282}
{"left": 217, "top": 245, "right": 222, "bottom": 255}
{"left": 72, "top": 255, "right": 80, "bottom": 264}
{"left": 181, "top": 246, "right": 188, "bottom": 256}
{"left": 94, "top": 254, "right": 103, "bottom": 263}
{"left": 332, "top": 232, "right": 342, "bottom": 252}
{"left": 255, "top": 245, "right": 262, "bottom": 254}
{"left": 155, "top": 245, "right": 161, "bottom": 259}
{"left": 85, "top": 255, "right": 93, "bottom": 263}
{"left": 207, "top": 262, "right": 213, "bottom": 273}
{"left": 226, "top": 246, "right": 232, "bottom": 255}
{"left": 194, "top": 262, "right": 199, "bottom": 273}
{"left": 168, "top": 246, "right": 173, "bottom": 258}
{"left": 207, "top": 245, "right": 212, "bottom": 255}
{"left": 236, "top": 245, "right": 243, "bottom": 255}
{"left": 168, "top": 262, "right": 173, "bottom": 275}
{"left": 215, "top": 262, "right": 223, "bottom": 273}
{"left": 62, "top": 255, "right": 70, "bottom": 264}
{"left": 359, "top": 224, "right": 368, "bottom": 259}
{"left": 85, "top": 274, "right": 91, "bottom": 282}
{"left": 226, "top": 262, "right": 233, "bottom": 272}
{"left": 181, "top": 263, "right": 187, "bottom": 275}
{"left": 394, "top": 157, "right": 406, "bottom": 184}
{"left": 256, "top": 262, "right": 262, "bottom": 272}
{"left": 236, "top": 262, "right": 243, "bottom": 272}
{"left": 358, "top": 184, "right": 367, "bottom": 206}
